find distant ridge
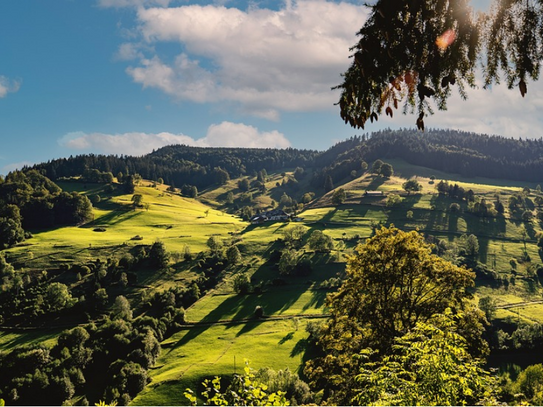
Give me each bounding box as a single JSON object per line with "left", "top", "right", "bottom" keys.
{"left": 27, "top": 128, "right": 543, "bottom": 186}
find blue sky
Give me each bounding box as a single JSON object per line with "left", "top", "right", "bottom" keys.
{"left": 3, "top": 0, "right": 539, "bottom": 175}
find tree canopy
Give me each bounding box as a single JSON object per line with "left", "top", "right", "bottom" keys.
{"left": 305, "top": 226, "right": 486, "bottom": 405}
{"left": 353, "top": 310, "right": 498, "bottom": 406}
{"left": 338, "top": 0, "right": 541, "bottom": 130}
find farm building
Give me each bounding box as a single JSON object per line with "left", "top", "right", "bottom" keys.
{"left": 250, "top": 209, "right": 290, "bottom": 224}
{"left": 363, "top": 190, "right": 384, "bottom": 197}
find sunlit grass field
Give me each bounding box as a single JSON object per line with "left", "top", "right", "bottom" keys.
{"left": 132, "top": 319, "right": 312, "bottom": 406}
{"left": 5, "top": 183, "right": 247, "bottom": 269}
{"left": 2, "top": 165, "right": 543, "bottom": 404}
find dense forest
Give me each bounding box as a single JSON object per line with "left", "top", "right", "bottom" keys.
{"left": 0, "top": 170, "right": 93, "bottom": 249}
{"left": 27, "top": 130, "right": 543, "bottom": 192}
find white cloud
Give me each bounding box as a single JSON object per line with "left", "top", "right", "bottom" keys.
{"left": 374, "top": 76, "right": 543, "bottom": 140}
{"left": 124, "top": 1, "right": 369, "bottom": 119}
{"left": 58, "top": 122, "right": 291, "bottom": 155}
{"left": 203, "top": 122, "right": 291, "bottom": 148}
{"left": 116, "top": 43, "right": 145, "bottom": 61}
{"left": 0, "top": 76, "right": 21, "bottom": 98}
{"left": 1, "top": 161, "right": 34, "bottom": 175}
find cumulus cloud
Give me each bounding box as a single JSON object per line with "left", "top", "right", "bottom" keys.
{"left": 374, "top": 76, "right": 543, "bottom": 140}
{"left": 0, "top": 76, "right": 21, "bottom": 98}
{"left": 124, "top": 1, "right": 369, "bottom": 119}
{"left": 58, "top": 122, "right": 291, "bottom": 155}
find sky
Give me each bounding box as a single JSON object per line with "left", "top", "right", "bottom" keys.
{"left": 3, "top": 0, "right": 540, "bottom": 175}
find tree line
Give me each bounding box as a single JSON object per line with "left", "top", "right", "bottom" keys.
{"left": 0, "top": 170, "right": 93, "bottom": 249}
{"left": 22, "top": 130, "right": 543, "bottom": 199}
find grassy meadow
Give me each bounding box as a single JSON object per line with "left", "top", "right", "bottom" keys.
{"left": 3, "top": 162, "right": 543, "bottom": 404}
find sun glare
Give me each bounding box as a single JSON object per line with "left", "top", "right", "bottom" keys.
{"left": 436, "top": 29, "right": 456, "bottom": 50}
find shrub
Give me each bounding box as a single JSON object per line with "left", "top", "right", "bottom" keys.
{"left": 254, "top": 305, "right": 264, "bottom": 318}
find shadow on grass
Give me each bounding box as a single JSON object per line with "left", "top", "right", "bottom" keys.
{"left": 279, "top": 332, "right": 294, "bottom": 344}
{"left": 92, "top": 208, "right": 143, "bottom": 226}
{"left": 302, "top": 290, "right": 327, "bottom": 311}
{"left": 290, "top": 338, "right": 309, "bottom": 357}
{"left": 365, "top": 176, "right": 386, "bottom": 191}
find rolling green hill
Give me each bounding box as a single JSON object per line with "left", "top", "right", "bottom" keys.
{"left": 3, "top": 145, "right": 543, "bottom": 404}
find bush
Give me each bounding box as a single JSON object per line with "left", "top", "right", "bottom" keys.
{"left": 254, "top": 305, "right": 264, "bottom": 318}
{"left": 232, "top": 273, "right": 251, "bottom": 295}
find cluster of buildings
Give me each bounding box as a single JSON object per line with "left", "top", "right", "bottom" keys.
{"left": 250, "top": 209, "right": 290, "bottom": 224}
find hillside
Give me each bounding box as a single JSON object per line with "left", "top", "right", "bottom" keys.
{"left": 2, "top": 132, "right": 543, "bottom": 404}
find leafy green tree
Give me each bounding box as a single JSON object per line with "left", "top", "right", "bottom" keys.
{"left": 225, "top": 191, "right": 234, "bottom": 205}
{"left": 515, "top": 364, "right": 543, "bottom": 403}
{"left": 380, "top": 162, "right": 393, "bottom": 178}
{"left": 131, "top": 194, "right": 143, "bottom": 208}
{"left": 460, "top": 233, "right": 480, "bottom": 257}
{"left": 293, "top": 167, "right": 305, "bottom": 181}
{"left": 332, "top": 188, "right": 346, "bottom": 205}
{"left": 185, "top": 361, "right": 288, "bottom": 406}
{"left": 257, "top": 169, "right": 268, "bottom": 182}
{"left": 226, "top": 245, "right": 242, "bottom": 265}
{"left": 214, "top": 167, "right": 230, "bottom": 185}
{"left": 402, "top": 179, "right": 422, "bottom": 194}
{"left": 301, "top": 192, "right": 314, "bottom": 204}
{"left": 123, "top": 175, "right": 135, "bottom": 194}
{"left": 232, "top": 273, "right": 251, "bottom": 295}
{"left": 45, "top": 282, "right": 75, "bottom": 312}
{"left": 238, "top": 178, "right": 250, "bottom": 192}
{"left": 149, "top": 240, "right": 170, "bottom": 268}
{"left": 112, "top": 295, "right": 133, "bottom": 320}
{"left": 94, "top": 288, "right": 109, "bottom": 310}
{"left": 371, "top": 159, "right": 383, "bottom": 174}
{"left": 305, "top": 226, "right": 483, "bottom": 405}
{"left": 0, "top": 216, "right": 24, "bottom": 249}
{"left": 386, "top": 193, "right": 402, "bottom": 207}
{"left": 478, "top": 296, "right": 497, "bottom": 322}
{"left": 282, "top": 225, "right": 306, "bottom": 248}
{"left": 278, "top": 249, "right": 298, "bottom": 276}
{"left": 181, "top": 184, "right": 198, "bottom": 198}
{"left": 353, "top": 311, "right": 499, "bottom": 406}
{"left": 0, "top": 253, "right": 15, "bottom": 278}
{"left": 279, "top": 192, "right": 293, "bottom": 208}
{"left": 207, "top": 236, "right": 223, "bottom": 254}
{"left": 254, "top": 367, "right": 313, "bottom": 406}
{"left": 307, "top": 230, "right": 334, "bottom": 252}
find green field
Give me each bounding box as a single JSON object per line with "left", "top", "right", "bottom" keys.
{"left": 3, "top": 165, "right": 543, "bottom": 404}
{"left": 132, "top": 319, "right": 312, "bottom": 406}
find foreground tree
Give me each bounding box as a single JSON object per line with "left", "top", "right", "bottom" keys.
{"left": 184, "top": 361, "right": 289, "bottom": 406}
{"left": 337, "top": 0, "right": 541, "bottom": 130}
{"left": 353, "top": 311, "right": 498, "bottom": 406}
{"left": 305, "top": 226, "right": 486, "bottom": 405}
